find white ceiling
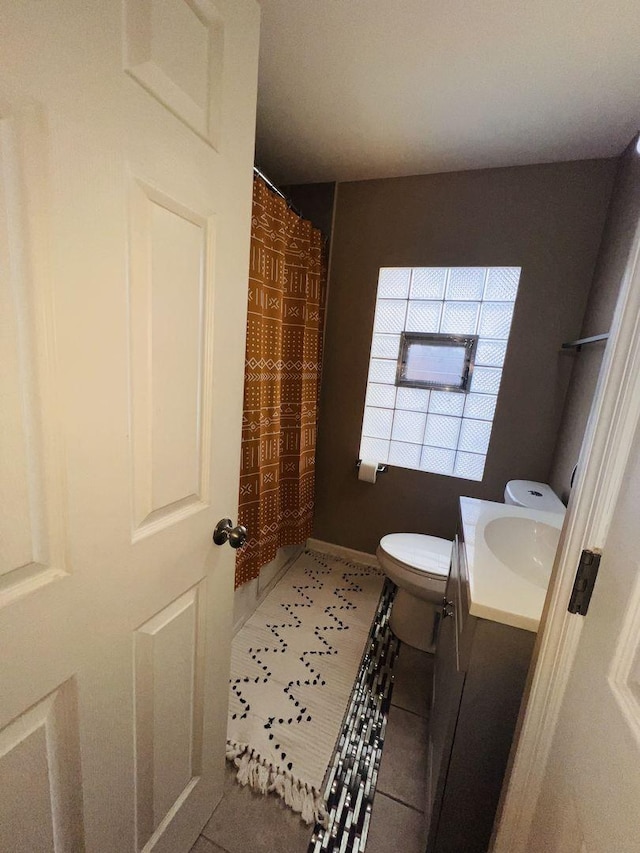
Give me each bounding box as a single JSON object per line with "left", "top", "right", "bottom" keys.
{"left": 255, "top": 0, "right": 640, "bottom": 185}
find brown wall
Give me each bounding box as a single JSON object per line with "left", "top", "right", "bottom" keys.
{"left": 549, "top": 137, "right": 640, "bottom": 502}
{"left": 313, "top": 160, "right": 616, "bottom": 553}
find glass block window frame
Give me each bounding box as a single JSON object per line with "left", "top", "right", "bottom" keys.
{"left": 359, "top": 266, "right": 521, "bottom": 482}
{"left": 396, "top": 332, "right": 478, "bottom": 392}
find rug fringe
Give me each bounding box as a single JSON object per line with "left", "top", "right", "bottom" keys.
{"left": 226, "top": 739, "right": 328, "bottom": 827}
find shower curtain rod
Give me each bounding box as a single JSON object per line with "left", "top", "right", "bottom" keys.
{"left": 253, "top": 164, "right": 286, "bottom": 199}
{"left": 253, "top": 164, "right": 303, "bottom": 219}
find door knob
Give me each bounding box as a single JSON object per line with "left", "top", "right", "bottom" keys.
{"left": 213, "top": 518, "right": 248, "bottom": 549}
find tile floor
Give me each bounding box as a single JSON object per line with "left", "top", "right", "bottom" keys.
{"left": 190, "top": 643, "right": 434, "bottom": 853}
{"left": 366, "top": 644, "right": 433, "bottom": 853}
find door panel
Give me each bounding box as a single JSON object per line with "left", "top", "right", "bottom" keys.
{"left": 527, "top": 424, "right": 640, "bottom": 852}
{"left": 123, "top": 0, "right": 225, "bottom": 147}
{"left": 0, "top": 107, "right": 67, "bottom": 608}
{"left": 0, "top": 2, "right": 259, "bottom": 851}
{"left": 134, "top": 584, "right": 207, "bottom": 848}
{"left": 0, "top": 115, "right": 39, "bottom": 576}
{"left": 427, "top": 541, "right": 465, "bottom": 849}
{"left": 129, "top": 178, "right": 215, "bottom": 536}
{"left": 0, "top": 680, "right": 84, "bottom": 853}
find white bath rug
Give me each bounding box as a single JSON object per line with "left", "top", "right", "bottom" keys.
{"left": 226, "top": 548, "right": 384, "bottom": 825}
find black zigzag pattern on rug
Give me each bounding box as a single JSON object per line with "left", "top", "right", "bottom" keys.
{"left": 227, "top": 548, "right": 384, "bottom": 825}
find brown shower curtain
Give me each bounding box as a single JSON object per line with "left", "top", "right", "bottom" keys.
{"left": 235, "top": 176, "right": 327, "bottom": 588}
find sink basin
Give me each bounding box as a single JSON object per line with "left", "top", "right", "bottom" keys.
{"left": 483, "top": 516, "right": 561, "bottom": 588}
{"left": 460, "top": 497, "right": 566, "bottom": 631}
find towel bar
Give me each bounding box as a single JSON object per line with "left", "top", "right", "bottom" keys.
{"left": 561, "top": 333, "right": 609, "bottom": 351}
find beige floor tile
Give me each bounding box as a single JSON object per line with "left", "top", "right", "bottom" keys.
{"left": 365, "top": 792, "right": 426, "bottom": 853}
{"left": 376, "top": 705, "right": 429, "bottom": 811}
{"left": 391, "top": 644, "right": 434, "bottom": 718}
{"left": 203, "top": 769, "right": 313, "bottom": 853}
{"left": 223, "top": 763, "right": 237, "bottom": 792}
{"left": 190, "top": 836, "right": 229, "bottom": 853}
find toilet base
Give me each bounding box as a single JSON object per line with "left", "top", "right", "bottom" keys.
{"left": 390, "top": 588, "right": 439, "bottom": 653}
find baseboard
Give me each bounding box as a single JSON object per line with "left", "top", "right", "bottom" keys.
{"left": 232, "top": 587, "right": 255, "bottom": 636}
{"left": 306, "top": 538, "right": 379, "bottom": 568}
{"left": 258, "top": 544, "right": 303, "bottom": 599}
{"left": 232, "top": 544, "right": 303, "bottom": 635}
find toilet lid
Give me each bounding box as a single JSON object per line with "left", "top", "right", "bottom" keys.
{"left": 379, "top": 533, "right": 451, "bottom": 578}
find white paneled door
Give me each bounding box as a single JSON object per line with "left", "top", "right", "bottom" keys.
{"left": 522, "top": 422, "right": 640, "bottom": 853}
{"left": 0, "top": 2, "right": 259, "bottom": 851}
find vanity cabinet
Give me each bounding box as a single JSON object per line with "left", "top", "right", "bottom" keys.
{"left": 426, "top": 517, "right": 535, "bottom": 853}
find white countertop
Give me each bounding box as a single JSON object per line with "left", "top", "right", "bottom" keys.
{"left": 459, "top": 497, "right": 565, "bottom": 633}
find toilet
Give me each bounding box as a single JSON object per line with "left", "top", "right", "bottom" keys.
{"left": 376, "top": 533, "right": 451, "bottom": 653}
{"left": 377, "top": 479, "right": 565, "bottom": 653}
{"left": 503, "top": 479, "right": 566, "bottom": 515}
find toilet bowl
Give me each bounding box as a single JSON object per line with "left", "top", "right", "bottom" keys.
{"left": 376, "top": 533, "right": 452, "bottom": 653}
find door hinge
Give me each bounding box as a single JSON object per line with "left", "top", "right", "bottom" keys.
{"left": 568, "top": 549, "right": 601, "bottom": 615}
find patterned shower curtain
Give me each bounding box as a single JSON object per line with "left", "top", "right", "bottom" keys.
{"left": 235, "top": 177, "right": 327, "bottom": 588}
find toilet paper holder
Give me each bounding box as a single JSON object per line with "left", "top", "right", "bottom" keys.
{"left": 356, "top": 459, "right": 389, "bottom": 474}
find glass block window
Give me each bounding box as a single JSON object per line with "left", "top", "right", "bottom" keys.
{"left": 359, "top": 266, "right": 521, "bottom": 481}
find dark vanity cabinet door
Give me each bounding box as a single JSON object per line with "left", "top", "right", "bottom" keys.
{"left": 426, "top": 527, "right": 535, "bottom": 853}
{"left": 426, "top": 535, "right": 466, "bottom": 849}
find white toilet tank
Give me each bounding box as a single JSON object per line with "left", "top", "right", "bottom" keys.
{"left": 504, "top": 479, "right": 565, "bottom": 514}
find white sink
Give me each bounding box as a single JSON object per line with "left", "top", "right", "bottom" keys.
{"left": 459, "top": 498, "right": 565, "bottom": 632}
{"left": 484, "top": 516, "right": 562, "bottom": 589}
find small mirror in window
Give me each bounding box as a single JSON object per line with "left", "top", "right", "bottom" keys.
{"left": 396, "top": 332, "right": 478, "bottom": 392}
